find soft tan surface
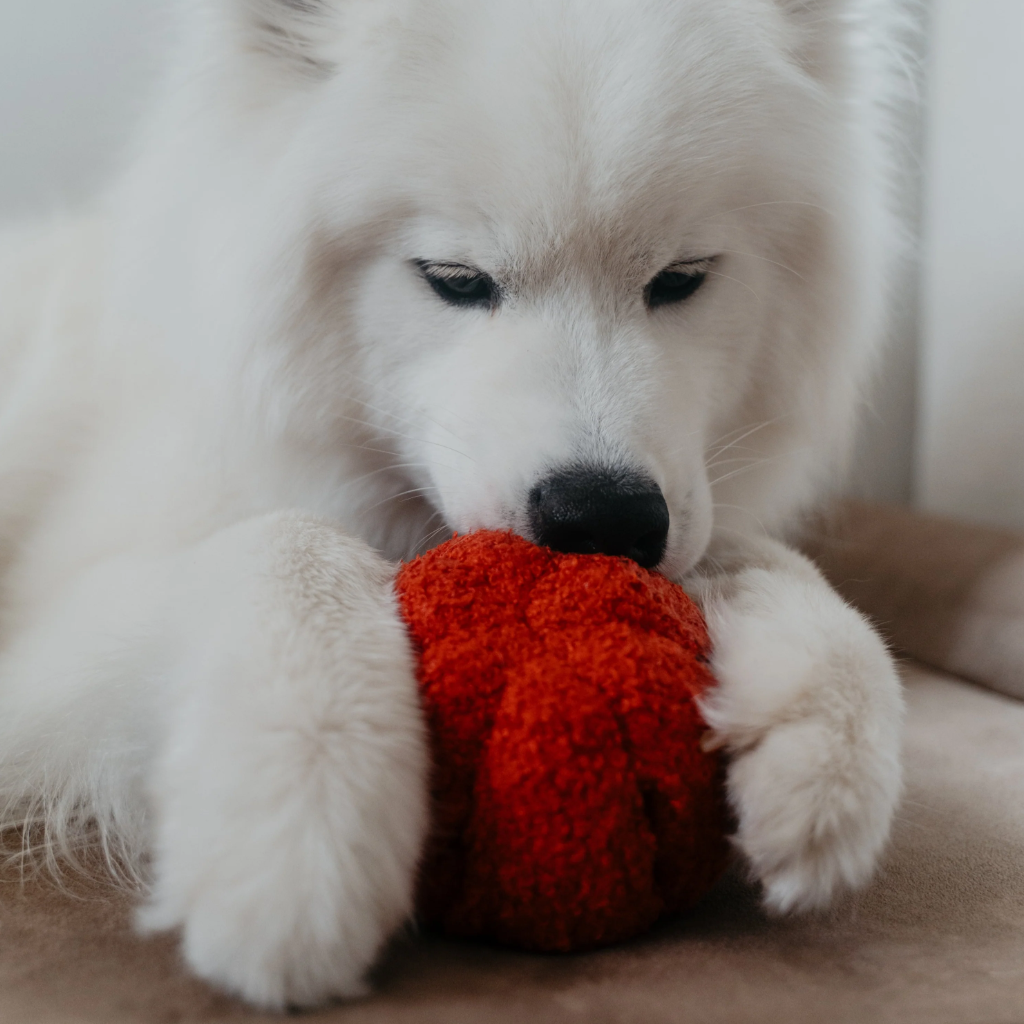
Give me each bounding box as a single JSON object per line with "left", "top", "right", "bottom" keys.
{"left": 5, "top": 503, "right": 1024, "bottom": 1023}
{"left": 804, "top": 499, "right": 1024, "bottom": 701}
{"left": 4, "top": 663, "right": 1024, "bottom": 1024}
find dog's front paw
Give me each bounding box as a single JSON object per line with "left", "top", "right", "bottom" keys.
{"left": 140, "top": 855, "right": 381, "bottom": 1008}
{"left": 139, "top": 703, "right": 428, "bottom": 1010}
{"left": 138, "top": 522, "right": 429, "bottom": 1008}
{"left": 139, "top": 692, "right": 427, "bottom": 1011}
{"left": 702, "top": 568, "right": 904, "bottom": 913}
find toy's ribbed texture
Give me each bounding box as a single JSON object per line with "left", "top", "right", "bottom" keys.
{"left": 395, "top": 531, "right": 729, "bottom": 952}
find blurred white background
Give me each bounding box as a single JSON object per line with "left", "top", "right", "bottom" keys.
{"left": 1, "top": 0, "right": 1021, "bottom": 529}
{"left": 918, "top": 0, "right": 1024, "bottom": 531}
{"left": 0, "top": 2, "right": 172, "bottom": 221}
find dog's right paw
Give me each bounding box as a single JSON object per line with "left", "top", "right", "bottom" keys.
{"left": 139, "top": 677, "right": 429, "bottom": 1010}
{"left": 138, "top": 715, "right": 428, "bottom": 1010}
{"left": 140, "top": 869, "right": 379, "bottom": 1008}
{"left": 139, "top": 724, "right": 427, "bottom": 1010}
{"left": 139, "top": 857, "right": 388, "bottom": 1008}
{"left": 139, "top": 632, "right": 429, "bottom": 1005}
{"left": 134, "top": 514, "right": 430, "bottom": 1008}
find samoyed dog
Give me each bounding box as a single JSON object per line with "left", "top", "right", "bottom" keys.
{"left": 0, "top": 0, "right": 905, "bottom": 1009}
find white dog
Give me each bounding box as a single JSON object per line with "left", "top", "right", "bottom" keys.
{"left": 0, "top": 0, "right": 905, "bottom": 1009}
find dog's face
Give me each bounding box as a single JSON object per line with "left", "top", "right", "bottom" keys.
{"left": 198, "top": 0, "right": 873, "bottom": 571}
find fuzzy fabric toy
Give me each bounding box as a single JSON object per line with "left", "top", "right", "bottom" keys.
{"left": 395, "top": 530, "right": 729, "bottom": 953}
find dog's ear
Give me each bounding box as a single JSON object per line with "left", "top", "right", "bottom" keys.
{"left": 773, "top": 0, "right": 855, "bottom": 80}
{"left": 774, "top": 0, "right": 851, "bottom": 29}
{"left": 216, "top": 0, "right": 347, "bottom": 79}
{"left": 775, "top": 0, "right": 916, "bottom": 98}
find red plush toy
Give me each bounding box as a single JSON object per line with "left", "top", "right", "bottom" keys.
{"left": 395, "top": 530, "right": 729, "bottom": 953}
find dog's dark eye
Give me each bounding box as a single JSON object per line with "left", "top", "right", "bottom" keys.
{"left": 418, "top": 262, "right": 498, "bottom": 309}
{"left": 645, "top": 259, "right": 715, "bottom": 309}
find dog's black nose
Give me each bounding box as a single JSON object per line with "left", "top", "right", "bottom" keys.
{"left": 528, "top": 467, "right": 670, "bottom": 569}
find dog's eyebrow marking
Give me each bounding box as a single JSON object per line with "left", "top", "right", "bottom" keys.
{"left": 250, "top": 1, "right": 336, "bottom": 79}
{"left": 417, "top": 262, "right": 486, "bottom": 280}
{"left": 663, "top": 257, "right": 717, "bottom": 274}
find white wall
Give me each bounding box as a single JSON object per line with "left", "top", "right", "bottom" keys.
{"left": 917, "top": 0, "right": 1024, "bottom": 530}
{"left": 848, "top": 7, "right": 928, "bottom": 507}
{"left": 0, "top": 1, "right": 171, "bottom": 221}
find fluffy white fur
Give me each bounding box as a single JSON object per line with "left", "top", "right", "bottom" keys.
{"left": 0, "top": 0, "right": 906, "bottom": 1009}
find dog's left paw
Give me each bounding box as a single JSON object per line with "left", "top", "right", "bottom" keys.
{"left": 701, "top": 567, "right": 904, "bottom": 913}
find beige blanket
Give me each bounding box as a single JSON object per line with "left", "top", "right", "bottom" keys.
{"left": 804, "top": 499, "right": 1024, "bottom": 701}
{"left": 2, "top": 503, "right": 1023, "bottom": 1023}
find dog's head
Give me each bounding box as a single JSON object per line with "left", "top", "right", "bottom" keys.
{"left": 162, "top": 0, "right": 887, "bottom": 571}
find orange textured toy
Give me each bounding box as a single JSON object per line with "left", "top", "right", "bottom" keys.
{"left": 395, "top": 530, "right": 729, "bottom": 953}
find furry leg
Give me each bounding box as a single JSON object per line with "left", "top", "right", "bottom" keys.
{"left": 685, "top": 536, "right": 904, "bottom": 913}
{"left": 0, "top": 512, "right": 428, "bottom": 1008}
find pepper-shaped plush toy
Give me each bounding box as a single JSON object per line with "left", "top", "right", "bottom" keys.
{"left": 395, "top": 531, "right": 729, "bottom": 953}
